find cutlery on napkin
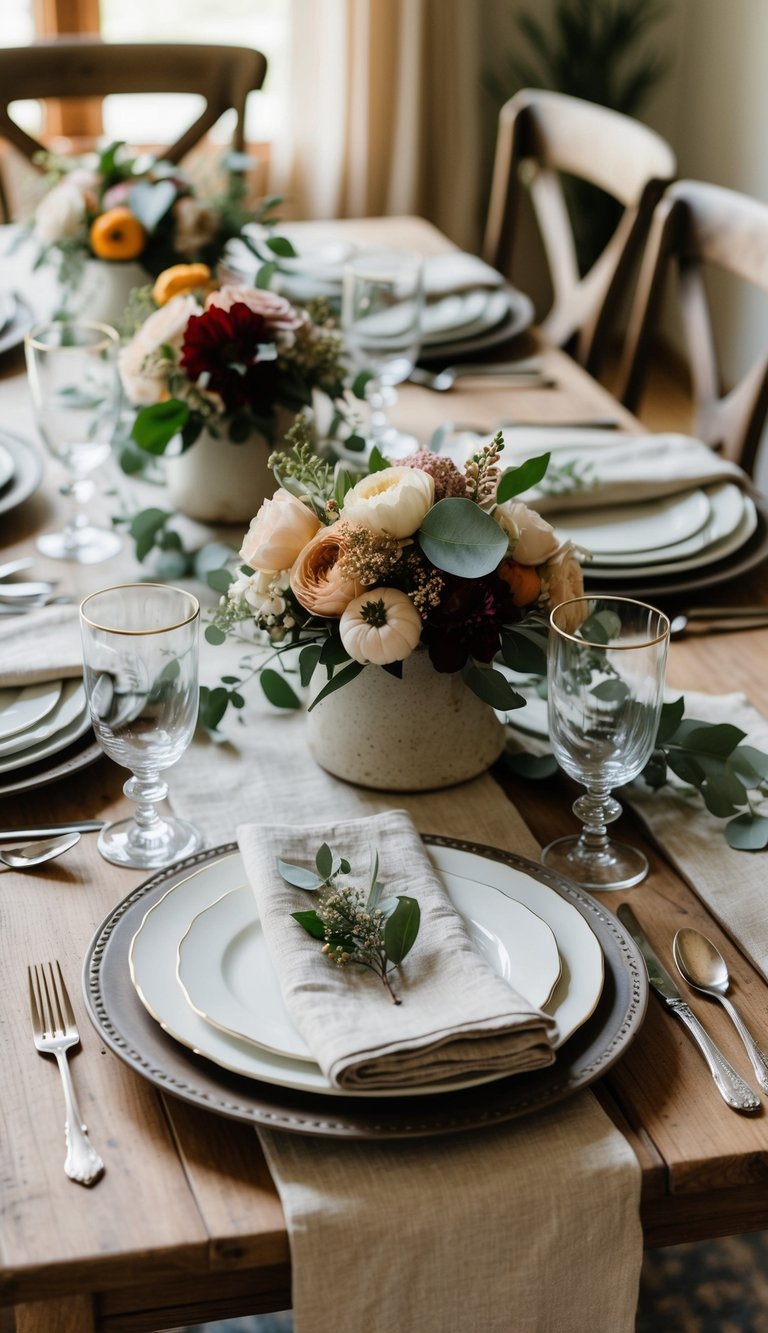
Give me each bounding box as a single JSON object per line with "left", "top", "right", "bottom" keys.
{"left": 238, "top": 810, "right": 557, "bottom": 1091}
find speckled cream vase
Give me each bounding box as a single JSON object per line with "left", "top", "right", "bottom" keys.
{"left": 305, "top": 648, "right": 507, "bottom": 791}
{"left": 77, "top": 259, "right": 147, "bottom": 326}
{"left": 165, "top": 426, "right": 276, "bottom": 524}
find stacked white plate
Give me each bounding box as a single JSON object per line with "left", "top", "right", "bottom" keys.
{"left": 127, "top": 843, "right": 605, "bottom": 1100}
{"left": 0, "top": 679, "right": 91, "bottom": 778}
{"left": 552, "top": 481, "right": 758, "bottom": 585}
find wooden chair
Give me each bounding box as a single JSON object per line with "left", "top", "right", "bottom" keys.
{"left": 618, "top": 179, "right": 768, "bottom": 477}
{"left": 0, "top": 37, "right": 268, "bottom": 220}
{"left": 482, "top": 88, "right": 676, "bottom": 376}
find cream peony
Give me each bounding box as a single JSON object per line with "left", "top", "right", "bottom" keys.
{"left": 240, "top": 489, "right": 322, "bottom": 573}
{"left": 33, "top": 182, "right": 87, "bottom": 245}
{"left": 341, "top": 467, "right": 435, "bottom": 538}
{"left": 493, "top": 499, "right": 560, "bottom": 566}
{"left": 541, "top": 544, "right": 585, "bottom": 632}
{"left": 290, "top": 526, "right": 362, "bottom": 617}
{"left": 118, "top": 293, "right": 201, "bottom": 406}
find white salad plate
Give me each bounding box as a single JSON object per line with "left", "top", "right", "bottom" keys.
{"left": 0, "top": 681, "right": 86, "bottom": 757}
{"left": 591, "top": 495, "right": 757, "bottom": 581}
{"left": 552, "top": 487, "right": 712, "bottom": 555}
{"left": 0, "top": 679, "right": 63, "bottom": 741}
{"left": 421, "top": 289, "right": 510, "bottom": 345}
{"left": 0, "top": 701, "right": 91, "bottom": 774}
{"left": 130, "top": 846, "right": 603, "bottom": 1099}
{"left": 0, "top": 438, "right": 15, "bottom": 490}
{"left": 176, "top": 881, "right": 563, "bottom": 1062}
{"left": 578, "top": 484, "right": 745, "bottom": 568}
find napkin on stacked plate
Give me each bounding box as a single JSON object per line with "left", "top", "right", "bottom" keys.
{"left": 238, "top": 809, "right": 557, "bottom": 1090}
{"left": 0, "top": 603, "right": 82, "bottom": 687}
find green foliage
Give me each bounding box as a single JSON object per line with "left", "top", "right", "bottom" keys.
{"left": 418, "top": 497, "right": 509, "bottom": 578}
{"left": 496, "top": 452, "right": 550, "bottom": 504}
{"left": 463, "top": 663, "right": 525, "bottom": 711}
{"left": 282, "top": 841, "right": 422, "bottom": 1003}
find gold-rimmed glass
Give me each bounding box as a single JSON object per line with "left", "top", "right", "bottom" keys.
{"left": 80, "top": 584, "right": 202, "bottom": 869}
{"left": 25, "top": 319, "right": 123, "bottom": 564}
{"left": 542, "top": 595, "right": 670, "bottom": 890}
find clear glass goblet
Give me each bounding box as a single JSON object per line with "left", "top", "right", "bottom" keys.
{"left": 541, "top": 595, "right": 670, "bottom": 890}
{"left": 342, "top": 249, "right": 423, "bottom": 457}
{"left": 80, "top": 584, "right": 202, "bottom": 869}
{"left": 25, "top": 319, "right": 123, "bottom": 564}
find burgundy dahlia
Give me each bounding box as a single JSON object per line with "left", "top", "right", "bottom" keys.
{"left": 180, "top": 301, "right": 281, "bottom": 413}
{"left": 421, "top": 571, "right": 515, "bottom": 673}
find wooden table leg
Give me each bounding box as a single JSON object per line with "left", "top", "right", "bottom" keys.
{"left": 14, "top": 1295, "right": 96, "bottom": 1333}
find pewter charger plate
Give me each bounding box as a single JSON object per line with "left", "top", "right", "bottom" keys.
{"left": 82, "top": 837, "right": 647, "bottom": 1138}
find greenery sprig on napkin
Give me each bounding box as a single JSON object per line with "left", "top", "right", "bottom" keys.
{"left": 278, "top": 841, "right": 421, "bottom": 1003}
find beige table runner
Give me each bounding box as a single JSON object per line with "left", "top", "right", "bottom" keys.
{"left": 170, "top": 648, "right": 642, "bottom": 1333}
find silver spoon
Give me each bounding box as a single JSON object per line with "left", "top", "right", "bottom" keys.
{"left": 0, "top": 832, "right": 81, "bottom": 870}
{"left": 673, "top": 927, "right": 768, "bottom": 1092}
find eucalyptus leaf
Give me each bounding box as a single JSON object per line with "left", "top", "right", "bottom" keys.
{"left": 260, "top": 669, "right": 301, "bottom": 710}
{"left": 207, "top": 568, "right": 235, "bottom": 594}
{"left": 256, "top": 261, "right": 278, "bottom": 289}
{"left": 344, "top": 433, "right": 367, "bottom": 453}
{"left": 655, "top": 696, "right": 685, "bottom": 745}
{"left": 496, "top": 451, "right": 550, "bottom": 503}
{"left": 578, "top": 609, "right": 621, "bottom": 644}
{"left": 642, "top": 750, "right": 668, "bottom": 789}
{"left": 591, "top": 678, "right": 630, "bottom": 703}
{"left": 266, "top": 236, "right": 298, "bottom": 257}
{"left": 725, "top": 814, "right": 768, "bottom": 851}
{"left": 307, "top": 660, "right": 365, "bottom": 710}
{"left": 299, "top": 643, "right": 323, "bottom": 688}
{"left": 315, "top": 843, "right": 333, "bottom": 880}
{"left": 291, "top": 909, "right": 326, "bottom": 939}
{"left": 204, "top": 624, "right": 226, "bottom": 646}
{"left": 132, "top": 399, "right": 189, "bottom": 454}
{"left": 199, "top": 685, "right": 229, "bottom": 729}
{"left": 701, "top": 784, "right": 740, "bottom": 819}
{"left": 419, "top": 497, "right": 508, "bottom": 578}
{"left": 667, "top": 751, "right": 705, "bottom": 787}
{"left": 684, "top": 723, "right": 747, "bottom": 757}
{"left": 384, "top": 895, "right": 421, "bottom": 965}
{"left": 463, "top": 663, "right": 525, "bottom": 711}
{"left": 352, "top": 370, "right": 374, "bottom": 400}
{"left": 368, "top": 446, "right": 390, "bottom": 473}
{"left": 501, "top": 627, "right": 547, "bottom": 675}
{"left": 278, "top": 859, "right": 324, "bottom": 890}
{"left": 730, "top": 744, "right": 768, "bottom": 785}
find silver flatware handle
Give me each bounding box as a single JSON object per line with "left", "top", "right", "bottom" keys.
{"left": 54, "top": 1050, "right": 105, "bottom": 1186}
{"left": 719, "top": 994, "right": 768, "bottom": 1093}
{"left": 671, "top": 1000, "right": 760, "bottom": 1111}
{"left": 0, "top": 821, "right": 105, "bottom": 840}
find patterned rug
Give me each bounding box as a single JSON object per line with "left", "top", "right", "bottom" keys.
{"left": 173, "top": 1233, "right": 768, "bottom": 1332}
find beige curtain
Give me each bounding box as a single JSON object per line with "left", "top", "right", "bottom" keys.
{"left": 270, "top": 0, "right": 482, "bottom": 249}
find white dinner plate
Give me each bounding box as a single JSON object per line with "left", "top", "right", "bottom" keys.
{"left": 176, "top": 882, "right": 562, "bottom": 1062}
{"left": 0, "top": 680, "right": 86, "bottom": 757}
{"left": 552, "top": 487, "right": 712, "bottom": 555}
{"left": 422, "top": 289, "right": 511, "bottom": 346}
{"left": 578, "top": 484, "right": 745, "bottom": 568}
{"left": 129, "top": 846, "right": 604, "bottom": 1098}
{"left": 589, "top": 495, "right": 758, "bottom": 581}
{"left": 0, "top": 291, "right": 16, "bottom": 336}
{"left": 0, "top": 679, "right": 63, "bottom": 740}
{"left": 0, "top": 701, "right": 90, "bottom": 774}
{"left": 0, "top": 439, "right": 14, "bottom": 491}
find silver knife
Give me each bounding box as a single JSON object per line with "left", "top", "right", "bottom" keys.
{"left": 617, "top": 904, "right": 760, "bottom": 1112}
{"left": 0, "top": 821, "right": 105, "bottom": 840}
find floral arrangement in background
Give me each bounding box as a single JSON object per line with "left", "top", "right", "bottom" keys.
{"left": 203, "top": 423, "right": 583, "bottom": 723}
{"left": 28, "top": 140, "right": 278, "bottom": 301}
{"left": 118, "top": 264, "right": 348, "bottom": 454}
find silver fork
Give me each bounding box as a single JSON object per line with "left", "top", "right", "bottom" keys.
{"left": 28, "top": 962, "right": 105, "bottom": 1186}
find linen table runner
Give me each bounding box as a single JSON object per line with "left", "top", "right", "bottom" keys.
{"left": 170, "top": 650, "right": 642, "bottom": 1333}
{"left": 238, "top": 811, "right": 556, "bottom": 1090}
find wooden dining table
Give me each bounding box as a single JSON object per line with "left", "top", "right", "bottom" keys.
{"left": 2, "top": 216, "right": 768, "bottom": 1333}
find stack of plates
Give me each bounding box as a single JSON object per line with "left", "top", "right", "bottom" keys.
{"left": 83, "top": 839, "right": 648, "bottom": 1136}
{"left": 0, "top": 430, "right": 44, "bottom": 518}
{"left": 0, "top": 679, "right": 100, "bottom": 796}
{"left": 551, "top": 481, "right": 765, "bottom": 598}
{"left": 0, "top": 291, "right": 35, "bottom": 359}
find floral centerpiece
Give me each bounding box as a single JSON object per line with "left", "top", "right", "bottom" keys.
{"left": 205, "top": 424, "right": 584, "bottom": 788}
{"left": 118, "top": 266, "right": 348, "bottom": 523}
{"left": 27, "top": 140, "right": 275, "bottom": 314}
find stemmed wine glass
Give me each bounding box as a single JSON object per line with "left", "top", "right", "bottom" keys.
{"left": 25, "top": 319, "right": 123, "bottom": 564}
{"left": 80, "top": 584, "right": 202, "bottom": 869}
{"left": 542, "top": 595, "right": 670, "bottom": 890}
{"left": 342, "top": 249, "right": 424, "bottom": 457}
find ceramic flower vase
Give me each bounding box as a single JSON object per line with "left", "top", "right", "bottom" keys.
{"left": 76, "top": 259, "right": 148, "bottom": 328}
{"left": 164, "top": 424, "right": 278, "bottom": 525}
{"left": 304, "top": 647, "right": 506, "bottom": 791}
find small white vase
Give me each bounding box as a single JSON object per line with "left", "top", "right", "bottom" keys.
{"left": 75, "top": 259, "right": 148, "bottom": 328}
{"left": 164, "top": 424, "right": 277, "bottom": 525}
{"left": 305, "top": 648, "right": 506, "bottom": 792}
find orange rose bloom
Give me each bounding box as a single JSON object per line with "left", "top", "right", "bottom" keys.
{"left": 89, "top": 207, "right": 146, "bottom": 260}
{"left": 290, "top": 526, "right": 362, "bottom": 617}
{"left": 498, "top": 559, "right": 542, "bottom": 608}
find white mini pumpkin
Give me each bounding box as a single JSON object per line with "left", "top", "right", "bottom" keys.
{"left": 339, "top": 587, "right": 422, "bottom": 665}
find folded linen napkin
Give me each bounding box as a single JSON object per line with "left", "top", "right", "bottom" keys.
{"left": 0, "top": 604, "right": 82, "bottom": 687}
{"left": 439, "top": 428, "right": 745, "bottom": 514}
{"left": 238, "top": 810, "right": 557, "bottom": 1090}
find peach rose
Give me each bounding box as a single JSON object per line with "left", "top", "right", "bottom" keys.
{"left": 290, "top": 525, "right": 362, "bottom": 617}
{"left": 240, "top": 489, "right": 322, "bottom": 573}
{"left": 206, "top": 285, "right": 306, "bottom": 335}
{"left": 118, "top": 293, "right": 201, "bottom": 405}
{"left": 541, "top": 544, "right": 585, "bottom": 632}
{"left": 341, "top": 467, "right": 435, "bottom": 538}
{"left": 493, "top": 499, "right": 560, "bottom": 566}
